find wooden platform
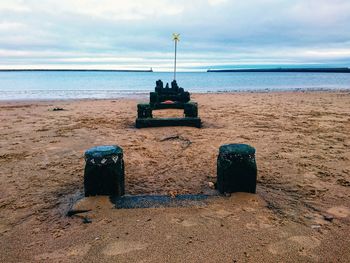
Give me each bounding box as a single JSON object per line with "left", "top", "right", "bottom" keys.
{"left": 136, "top": 117, "right": 201, "bottom": 128}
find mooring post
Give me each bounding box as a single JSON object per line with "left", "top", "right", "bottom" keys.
{"left": 84, "top": 145, "right": 125, "bottom": 197}
{"left": 217, "top": 144, "right": 257, "bottom": 194}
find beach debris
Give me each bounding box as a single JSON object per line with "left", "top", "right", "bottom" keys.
{"left": 160, "top": 134, "right": 181, "bottom": 141}
{"left": 66, "top": 209, "right": 91, "bottom": 217}
{"left": 168, "top": 190, "right": 177, "bottom": 198}
{"left": 208, "top": 182, "right": 215, "bottom": 189}
{"left": 82, "top": 217, "right": 92, "bottom": 224}
{"left": 323, "top": 214, "right": 334, "bottom": 222}
{"left": 52, "top": 107, "right": 64, "bottom": 111}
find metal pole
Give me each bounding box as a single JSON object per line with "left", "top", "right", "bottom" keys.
{"left": 172, "top": 33, "right": 180, "bottom": 81}
{"left": 174, "top": 39, "right": 177, "bottom": 80}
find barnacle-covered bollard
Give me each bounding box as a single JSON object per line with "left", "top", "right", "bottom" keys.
{"left": 217, "top": 144, "right": 257, "bottom": 194}
{"left": 84, "top": 145, "right": 125, "bottom": 197}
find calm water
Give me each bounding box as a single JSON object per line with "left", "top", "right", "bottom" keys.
{"left": 0, "top": 71, "right": 349, "bottom": 100}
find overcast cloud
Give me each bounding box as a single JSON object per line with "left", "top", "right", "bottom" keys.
{"left": 0, "top": 0, "right": 350, "bottom": 71}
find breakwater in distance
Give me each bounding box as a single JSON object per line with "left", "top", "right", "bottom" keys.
{"left": 207, "top": 68, "right": 350, "bottom": 73}
{"left": 0, "top": 69, "right": 153, "bottom": 72}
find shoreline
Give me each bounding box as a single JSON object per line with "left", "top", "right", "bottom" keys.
{"left": 0, "top": 88, "right": 349, "bottom": 103}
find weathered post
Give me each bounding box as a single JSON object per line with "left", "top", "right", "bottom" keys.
{"left": 84, "top": 145, "right": 125, "bottom": 197}
{"left": 217, "top": 144, "right": 257, "bottom": 194}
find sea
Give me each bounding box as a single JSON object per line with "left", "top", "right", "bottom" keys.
{"left": 0, "top": 71, "right": 349, "bottom": 100}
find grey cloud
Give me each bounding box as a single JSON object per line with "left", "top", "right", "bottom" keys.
{"left": 0, "top": 0, "right": 349, "bottom": 70}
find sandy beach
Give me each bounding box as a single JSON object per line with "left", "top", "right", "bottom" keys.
{"left": 0, "top": 92, "right": 350, "bottom": 262}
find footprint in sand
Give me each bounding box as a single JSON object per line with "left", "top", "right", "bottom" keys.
{"left": 66, "top": 244, "right": 92, "bottom": 257}
{"left": 268, "top": 235, "right": 321, "bottom": 260}
{"left": 215, "top": 209, "right": 236, "bottom": 218}
{"left": 245, "top": 221, "right": 273, "bottom": 230}
{"left": 326, "top": 206, "right": 350, "bottom": 218}
{"left": 170, "top": 217, "right": 198, "bottom": 227}
{"left": 35, "top": 244, "right": 91, "bottom": 260}
{"left": 0, "top": 223, "right": 11, "bottom": 234}
{"left": 245, "top": 215, "right": 274, "bottom": 230}
{"left": 102, "top": 241, "right": 148, "bottom": 256}
{"left": 201, "top": 209, "right": 236, "bottom": 220}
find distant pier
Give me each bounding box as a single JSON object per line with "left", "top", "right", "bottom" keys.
{"left": 0, "top": 69, "right": 153, "bottom": 72}
{"left": 207, "top": 68, "right": 350, "bottom": 73}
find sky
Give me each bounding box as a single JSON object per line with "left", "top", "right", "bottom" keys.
{"left": 0, "top": 0, "right": 350, "bottom": 71}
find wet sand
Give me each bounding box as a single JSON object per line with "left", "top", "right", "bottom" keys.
{"left": 0, "top": 92, "right": 350, "bottom": 262}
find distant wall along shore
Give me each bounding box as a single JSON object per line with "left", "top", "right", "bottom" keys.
{"left": 207, "top": 67, "right": 350, "bottom": 73}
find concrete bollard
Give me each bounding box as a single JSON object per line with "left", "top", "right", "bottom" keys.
{"left": 217, "top": 144, "right": 257, "bottom": 194}
{"left": 84, "top": 145, "right": 125, "bottom": 197}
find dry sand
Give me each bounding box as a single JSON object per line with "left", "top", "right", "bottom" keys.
{"left": 0, "top": 92, "right": 349, "bottom": 262}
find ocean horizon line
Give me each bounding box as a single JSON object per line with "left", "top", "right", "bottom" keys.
{"left": 1, "top": 67, "right": 350, "bottom": 74}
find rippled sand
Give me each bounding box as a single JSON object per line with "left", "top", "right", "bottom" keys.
{"left": 0, "top": 92, "right": 349, "bottom": 262}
